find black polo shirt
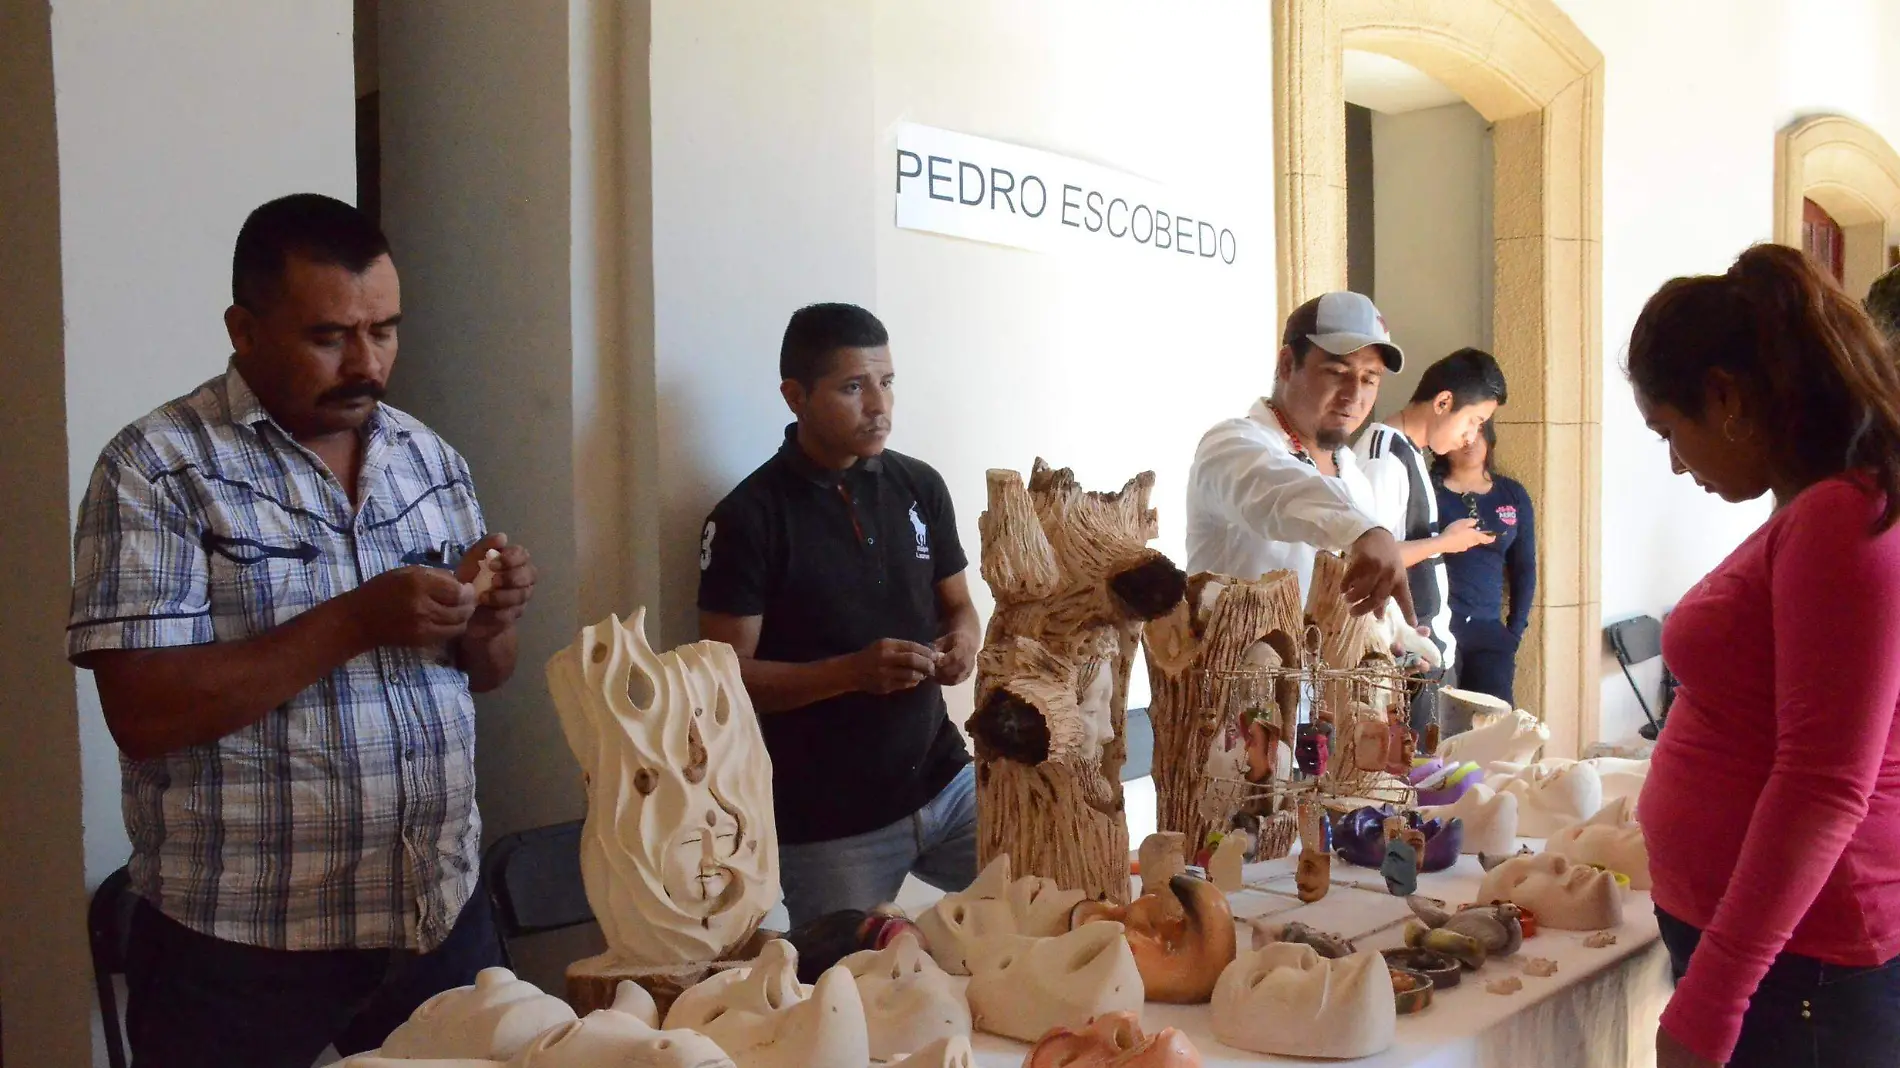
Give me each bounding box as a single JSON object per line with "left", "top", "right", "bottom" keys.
{"left": 697, "top": 425, "right": 971, "bottom": 844}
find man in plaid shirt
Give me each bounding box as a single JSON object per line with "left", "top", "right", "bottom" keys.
{"left": 67, "top": 194, "right": 537, "bottom": 1067}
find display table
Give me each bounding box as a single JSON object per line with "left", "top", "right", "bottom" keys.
{"left": 960, "top": 851, "right": 1670, "bottom": 1067}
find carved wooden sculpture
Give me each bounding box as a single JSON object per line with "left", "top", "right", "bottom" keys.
{"left": 547, "top": 609, "right": 779, "bottom": 1013}
{"left": 1143, "top": 571, "right": 1304, "bottom": 852}
{"left": 968, "top": 462, "right": 1186, "bottom": 904}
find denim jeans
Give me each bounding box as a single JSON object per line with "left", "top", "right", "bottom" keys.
{"left": 1656, "top": 906, "right": 1900, "bottom": 1067}
{"left": 124, "top": 885, "right": 502, "bottom": 1068}
{"left": 778, "top": 763, "right": 978, "bottom": 927}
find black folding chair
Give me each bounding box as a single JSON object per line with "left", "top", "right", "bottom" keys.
{"left": 88, "top": 865, "right": 139, "bottom": 1068}
{"left": 481, "top": 820, "right": 595, "bottom": 968}
{"left": 1604, "top": 614, "right": 1674, "bottom": 741}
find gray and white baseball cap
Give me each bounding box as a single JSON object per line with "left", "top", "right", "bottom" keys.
{"left": 1285, "top": 291, "right": 1404, "bottom": 372}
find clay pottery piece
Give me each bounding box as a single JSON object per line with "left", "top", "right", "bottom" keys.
{"left": 965, "top": 921, "right": 1144, "bottom": 1042}
{"left": 1475, "top": 852, "right": 1626, "bottom": 931}
{"left": 1023, "top": 1011, "right": 1204, "bottom": 1068}
{"left": 1071, "top": 875, "right": 1237, "bottom": 1004}
{"left": 663, "top": 940, "right": 870, "bottom": 1068}
{"left": 1251, "top": 919, "right": 1355, "bottom": 959}
{"left": 504, "top": 981, "right": 736, "bottom": 1068}
{"left": 1389, "top": 967, "right": 1434, "bottom": 1015}
{"left": 1210, "top": 944, "right": 1397, "bottom": 1060}
{"left": 1380, "top": 948, "right": 1461, "bottom": 989}
{"left": 1544, "top": 797, "right": 1651, "bottom": 890}
{"left": 1402, "top": 923, "right": 1487, "bottom": 969}
{"left": 1296, "top": 850, "right": 1331, "bottom": 902}
{"left": 381, "top": 966, "right": 580, "bottom": 1061}
{"left": 838, "top": 931, "right": 971, "bottom": 1061}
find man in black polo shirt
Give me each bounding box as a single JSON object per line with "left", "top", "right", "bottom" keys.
{"left": 698, "top": 303, "right": 981, "bottom": 926}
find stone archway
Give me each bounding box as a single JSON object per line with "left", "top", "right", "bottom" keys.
{"left": 1274, "top": 0, "right": 1604, "bottom": 756}
{"left": 1775, "top": 114, "right": 1900, "bottom": 297}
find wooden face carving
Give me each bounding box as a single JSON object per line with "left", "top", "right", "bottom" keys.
{"left": 508, "top": 982, "right": 734, "bottom": 1068}
{"left": 1475, "top": 851, "right": 1627, "bottom": 930}
{"left": 380, "top": 966, "right": 577, "bottom": 1060}
{"left": 547, "top": 609, "right": 778, "bottom": 968}
{"left": 1072, "top": 875, "right": 1237, "bottom": 1003}
{"left": 663, "top": 940, "right": 870, "bottom": 1068}
{"left": 840, "top": 931, "right": 972, "bottom": 1061}
{"left": 1025, "top": 1011, "right": 1204, "bottom": 1068}
{"left": 1210, "top": 944, "right": 1396, "bottom": 1060}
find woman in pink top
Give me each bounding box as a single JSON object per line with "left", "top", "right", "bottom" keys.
{"left": 1630, "top": 244, "right": 1900, "bottom": 1068}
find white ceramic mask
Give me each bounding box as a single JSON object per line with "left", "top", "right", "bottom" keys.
{"left": 1419, "top": 782, "right": 1520, "bottom": 856}
{"left": 506, "top": 981, "right": 734, "bottom": 1068}
{"left": 663, "top": 940, "right": 869, "bottom": 1068}
{"left": 965, "top": 921, "right": 1145, "bottom": 1042}
{"left": 379, "top": 966, "right": 578, "bottom": 1061}
{"left": 1440, "top": 707, "right": 1549, "bottom": 768}
{"left": 1210, "top": 944, "right": 1395, "bottom": 1060}
{"left": 840, "top": 931, "right": 971, "bottom": 1061}
{"left": 915, "top": 854, "right": 1084, "bottom": 974}
{"left": 1476, "top": 851, "right": 1627, "bottom": 930}
{"left": 547, "top": 609, "right": 779, "bottom": 968}
{"left": 1545, "top": 797, "right": 1650, "bottom": 890}
{"left": 1497, "top": 761, "right": 1603, "bottom": 838}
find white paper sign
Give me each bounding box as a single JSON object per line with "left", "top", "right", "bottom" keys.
{"left": 893, "top": 123, "right": 1239, "bottom": 265}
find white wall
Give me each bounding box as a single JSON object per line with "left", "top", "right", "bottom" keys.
{"left": 2, "top": 3, "right": 355, "bottom": 1062}
{"left": 1553, "top": 0, "right": 1900, "bottom": 743}
{"left": 1368, "top": 102, "right": 1494, "bottom": 419}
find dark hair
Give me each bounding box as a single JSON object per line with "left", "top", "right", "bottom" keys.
{"left": 1868, "top": 263, "right": 1900, "bottom": 342}
{"left": 232, "top": 194, "right": 390, "bottom": 311}
{"left": 1411, "top": 347, "right": 1508, "bottom": 408}
{"left": 779, "top": 303, "right": 890, "bottom": 387}
{"left": 1281, "top": 296, "right": 1322, "bottom": 365}
{"left": 1627, "top": 243, "right": 1900, "bottom": 531}
{"left": 1431, "top": 418, "right": 1498, "bottom": 481}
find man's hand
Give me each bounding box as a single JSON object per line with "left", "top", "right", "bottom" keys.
{"left": 348, "top": 565, "right": 475, "bottom": 649}
{"left": 933, "top": 630, "right": 979, "bottom": 686}
{"left": 849, "top": 638, "right": 938, "bottom": 695}
{"left": 1656, "top": 1027, "right": 1719, "bottom": 1068}
{"left": 456, "top": 533, "right": 536, "bottom": 642}
{"left": 1344, "top": 527, "right": 1416, "bottom": 622}
{"left": 1438, "top": 517, "right": 1498, "bottom": 554}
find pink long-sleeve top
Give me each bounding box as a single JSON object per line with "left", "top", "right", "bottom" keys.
{"left": 1643, "top": 475, "right": 1900, "bottom": 1063}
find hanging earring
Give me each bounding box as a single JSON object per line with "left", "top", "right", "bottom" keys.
{"left": 1723, "top": 414, "right": 1753, "bottom": 443}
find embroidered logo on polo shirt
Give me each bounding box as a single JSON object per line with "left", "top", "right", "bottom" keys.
{"left": 1497, "top": 506, "right": 1518, "bottom": 527}
{"left": 908, "top": 503, "right": 930, "bottom": 560}
{"left": 700, "top": 521, "right": 716, "bottom": 570}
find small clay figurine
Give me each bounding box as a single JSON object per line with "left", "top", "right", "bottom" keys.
{"left": 471, "top": 546, "right": 502, "bottom": 599}
{"left": 1023, "top": 1010, "right": 1204, "bottom": 1068}
{"left": 1295, "top": 728, "right": 1329, "bottom": 777}
{"left": 1524, "top": 957, "right": 1558, "bottom": 978}
{"left": 1137, "top": 832, "right": 1188, "bottom": 893}
{"left": 1402, "top": 924, "right": 1487, "bottom": 969}
{"left": 1407, "top": 898, "right": 1524, "bottom": 957}
{"left": 1071, "top": 875, "right": 1237, "bottom": 1004}
{"left": 1478, "top": 845, "right": 1534, "bottom": 871}
{"left": 1252, "top": 920, "right": 1355, "bottom": 959}
{"left": 1296, "top": 850, "right": 1331, "bottom": 903}
{"left": 1208, "top": 831, "right": 1250, "bottom": 892}
{"left": 1584, "top": 931, "right": 1618, "bottom": 949}
{"left": 1381, "top": 836, "right": 1420, "bottom": 896}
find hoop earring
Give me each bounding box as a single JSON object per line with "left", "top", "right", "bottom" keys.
{"left": 1723, "top": 414, "right": 1754, "bottom": 443}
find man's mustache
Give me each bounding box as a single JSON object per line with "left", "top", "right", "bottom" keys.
{"left": 317, "top": 380, "right": 387, "bottom": 405}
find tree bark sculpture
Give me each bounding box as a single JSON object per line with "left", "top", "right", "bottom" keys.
{"left": 1143, "top": 571, "right": 1305, "bottom": 853}
{"left": 968, "top": 461, "right": 1186, "bottom": 905}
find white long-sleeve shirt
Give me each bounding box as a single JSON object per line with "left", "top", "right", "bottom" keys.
{"left": 1354, "top": 423, "right": 1457, "bottom": 672}
{"left": 1185, "top": 399, "right": 1381, "bottom": 601}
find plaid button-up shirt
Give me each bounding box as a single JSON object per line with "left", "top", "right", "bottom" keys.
{"left": 68, "top": 364, "right": 486, "bottom": 952}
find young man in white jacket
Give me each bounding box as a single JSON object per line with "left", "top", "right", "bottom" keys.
{"left": 1355, "top": 348, "right": 1507, "bottom": 728}
{"left": 1186, "top": 291, "right": 1414, "bottom": 623}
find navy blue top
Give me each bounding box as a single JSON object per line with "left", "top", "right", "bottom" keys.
{"left": 1434, "top": 474, "right": 1536, "bottom": 636}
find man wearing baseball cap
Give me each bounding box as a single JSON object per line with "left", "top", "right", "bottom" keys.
{"left": 1186, "top": 291, "right": 1413, "bottom": 620}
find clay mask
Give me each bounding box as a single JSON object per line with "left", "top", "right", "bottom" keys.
{"left": 965, "top": 921, "right": 1144, "bottom": 1042}
{"left": 1545, "top": 797, "right": 1650, "bottom": 890}
{"left": 915, "top": 855, "right": 1084, "bottom": 974}
{"left": 1475, "top": 851, "right": 1627, "bottom": 930}
{"left": 380, "top": 966, "right": 579, "bottom": 1061}
{"left": 1071, "top": 875, "right": 1237, "bottom": 1004}
{"left": 1210, "top": 944, "right": 1396, "bottom": 1060}
{"left": 547, "top": 610, "right": 778, "bottom": 967}
{"left": 1439, "top": 708, "right": 1549, "bottom": 769}
{"left": 1419, "top": 782, "right": 1520, "bottom": 856}
{"left": 663, "top": 940, "right": 870, "bottom": 1068}
{"left": 507, "top": 981, "right": 735, "bottom": 1068}
{"left": 886, "top": 1035, "right": 976, "bottom": 1068}
{"left": 1496, "top": 761, "right": 1603, "bottom": 838}
{"left": 839, "top": 931, "right": 971, "bottom": 1060}
{"left": 1024, "top": 1011, "right": 1204, "bottom": 1068}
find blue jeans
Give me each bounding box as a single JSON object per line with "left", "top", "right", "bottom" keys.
{"left": 1656, "top": 906, "right": 1900, "bottom": 1067}
{"left": 778, "top": 763, "right": 978, "bottom": 927}
{"left": 124, "top": 886, "right": 502, "bottom": 1068}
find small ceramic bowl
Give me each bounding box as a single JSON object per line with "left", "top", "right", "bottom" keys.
{"left": 1389, "top": 967, "right": 1435, "bottom": 1014}
{"left": 1382, "top": 948, "right": 1462, "bottom": 989}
